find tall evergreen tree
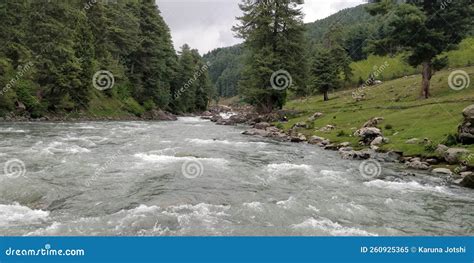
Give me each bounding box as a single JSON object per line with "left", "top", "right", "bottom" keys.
{"left": 367, "top": 0, "right": 474, "bottom": 98}
{"left": 233, "top": 0, "right": 308, "bottom": 113}
{"left": 312, "top": 48, "right": 339, "bottom": 101}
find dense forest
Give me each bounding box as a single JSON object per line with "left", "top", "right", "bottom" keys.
{"left": 0, "top": 0, "right": 214, "bottom": 118}
{"left": 205, "top": 1, "right": 473, "bottom": 105}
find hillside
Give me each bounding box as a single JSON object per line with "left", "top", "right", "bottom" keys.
{"left": 282, "top": 66, "right": 474, "bottom": 166}
{"left": 205, "top": 3, "right": 473, "bottom": 98}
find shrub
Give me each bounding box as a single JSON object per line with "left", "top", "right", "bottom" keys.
{"left": 336, "top": 130, "right": 347, "bottom": 137}
{"left": 441, "top": 134, "right": 458, "bottom": 147}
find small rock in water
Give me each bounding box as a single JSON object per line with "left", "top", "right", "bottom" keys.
{"left": 406, "top": 160, "right": 430, "bottom": 170}
{"left": 432, "top": 168, "right": 453, "bottom": 176}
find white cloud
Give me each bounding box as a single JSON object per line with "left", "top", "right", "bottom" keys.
{"left": 157, "top": 0, "right": 366, "bottom": 54}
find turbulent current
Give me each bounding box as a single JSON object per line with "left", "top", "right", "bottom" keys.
{"left": 0, "top": 117, "right": 473, "bottom": 236}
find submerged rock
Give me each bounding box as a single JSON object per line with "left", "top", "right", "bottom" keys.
{"left": 460, "top": 174, "right": 474, "bottom": 189}
{"left": 432, "top": 168, "right": 453, "bottom": 176}
{"left": 406, "top": 160, "right": 430, "bottom": 170}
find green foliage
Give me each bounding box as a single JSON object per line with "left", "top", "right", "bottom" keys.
{"left": 122, "top": 97, "right": 145, "bottom": 117}
{"left": 0, "top": 0, "right": 214, "bottom": 118}
{"left": 367, "top": 0, "right": 474, "bottom": 97}
{"left": 233, "top": 0, "right": 309, "bottom": 112}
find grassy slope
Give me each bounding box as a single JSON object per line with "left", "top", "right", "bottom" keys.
{"left": 350, "top": 38, "right": 474, "bottom": 84}
{"left": 283, "top": 66, "right": 474, "bottom": 165}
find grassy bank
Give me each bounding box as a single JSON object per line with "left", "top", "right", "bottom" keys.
{"left": 282, "top": 66, "right": 474, "bottom": 166}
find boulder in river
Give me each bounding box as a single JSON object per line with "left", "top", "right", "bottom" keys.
{"left": 432, "top": 168, "right": 453, "bottom": 176}
{"left": 144, "top": 110, "right": 177, "bottom": 121}
{"left": 339, "top": 150, "right": 371, "bottom": 160}
{"left": 406, "top": 160, "right": 431, "bottom": 170}
{"left": 308, "top": 136, "right": 326, "bottom": 145}
{"left": 460, "top": 174, "right": 474, "bottom": 189}
{"left": 255, "top": 122, "right": 271, "bottom": 130}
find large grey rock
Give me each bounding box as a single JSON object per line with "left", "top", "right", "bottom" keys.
{"left": 444, "top": 148, "right": 470, "bottom": 164}
{"left": 371, "top": 136, "right": 389, "bottom": 146}
{"left": 308, "top": 136, "right": 326, "bottom": 145}
{"left": 308, "top": 112, "right": 324, "bottom": 122}
{"left": 406, "top": 161, "right": 430, "bottom": 170}
{"left": 432, "top": 168, "right": 453, "bottom": 176}
{"left": 255, "top": 122, "right": 271, "bottom": 130}
{"left": 354, "top": 127, "right": 382, "bottom": 145}
{"left": 462, "top": 105, "right": 474, "bottom": 121}
{"left": 458, "top": 105, "right": 474, "bottom": 144}
{"left": 339, "top": 150, "right": 371, "bottom": 160}
{"left": 363, "top": 117, "right": 384, "bottom": 128}
{"left": 436, "top": 144, "right": 449, "bottom": 156}
{"left": 242, "top": 129, "right": 270, "bottom": 137}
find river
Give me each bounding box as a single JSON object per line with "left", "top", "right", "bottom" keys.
{"left": 0, "top": 117, "right": 473, "bottom": 236}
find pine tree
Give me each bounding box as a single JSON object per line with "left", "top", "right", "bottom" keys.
{"left": 312, "top": 48, "right": 339, "bottom": 101}
{"left": 233, "top": 0, "right": 308, "bottom": 113}
{"left": 367, "top": 0, "right": 474, "bottom": 98}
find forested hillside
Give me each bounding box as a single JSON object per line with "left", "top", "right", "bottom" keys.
{"left": 0, "top": 0, "right": 213, "bottom": 119}
{"left": 205, "top": 3, "right": 473, "bottom": 99}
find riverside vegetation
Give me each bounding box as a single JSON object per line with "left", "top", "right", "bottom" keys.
{"left": 0, "top": 0, "right": 214, "bottom": 120}
{"left": 1, "top": 1, "right": 473, "bottom": 184}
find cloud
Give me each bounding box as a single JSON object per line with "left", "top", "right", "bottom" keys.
{"left": 157, "top": 0, "right": 366, "bottom": 54}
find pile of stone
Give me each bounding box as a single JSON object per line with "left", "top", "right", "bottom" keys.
{"left": 458, "top": 105, "right": 474, "bottom": 145}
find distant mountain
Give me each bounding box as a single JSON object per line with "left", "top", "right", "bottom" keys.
{"left": 204, "top": 4, "right": 374, "bottom": 97}
{"left": 304, "top": 4, "right": 374, "bottom": 43}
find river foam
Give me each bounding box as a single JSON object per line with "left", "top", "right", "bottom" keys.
{"left": 0, "top": 203, "right": 49, "bottom": 227}
{"left": 292, "top": 217, "right": 377, "bottom": 236}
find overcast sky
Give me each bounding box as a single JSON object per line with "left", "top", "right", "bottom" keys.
{"left": 156, "top": 0, "right": 366, "bottom": 55}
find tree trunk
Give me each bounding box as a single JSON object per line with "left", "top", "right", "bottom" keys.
{"left": 421, "top": 62, "right": 432, "bottom": 99}
{"left": 323, "top": 90, "right": 329, "bottom": 101}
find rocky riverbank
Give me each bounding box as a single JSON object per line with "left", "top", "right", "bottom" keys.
{"left": 204, "top": 105, "right": 474, "bottom": 189}
{"left": 0, "top": 109, "right": 179, "bottom": 122}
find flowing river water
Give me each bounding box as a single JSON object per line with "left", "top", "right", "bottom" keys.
{"left": 0, "top": 117, "right": 473, "bottom": 236}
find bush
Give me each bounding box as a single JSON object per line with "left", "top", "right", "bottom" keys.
{"left": 336, "top": 130, "right": 347, "bottom": 137}
{"left": 122, "top": 97, "right": 145, "bottom": 117}
{"left": 385, "top": 124, "right": 393, "bottom": 130}
{"left": 441, "top": 134, "right": 458, "bottom": 147}
{"left": 143, "top": 99, "right": 156, "bottom": 111}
